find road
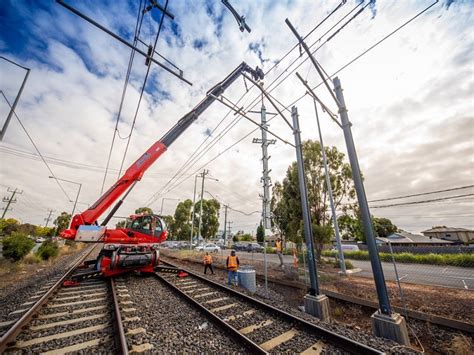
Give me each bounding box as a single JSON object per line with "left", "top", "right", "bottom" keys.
{"left": 231, "top": 251, "right": 474, "bottom": 290}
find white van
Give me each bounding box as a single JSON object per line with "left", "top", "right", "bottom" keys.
{"left": 332, "top": 244, "right": 359, "bottom": 252}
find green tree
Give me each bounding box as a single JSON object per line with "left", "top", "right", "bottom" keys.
{"left": 162, "top": 215, "right": 174, "bottom": 238}
{"left": 135, "top": 207, "right": 153, "bottom": 215}
{"left": 17, "top": 223, "right": 37, "bottom": 236}
{"left": 36, "top": 240, "right": 59, "bottom": 260}
{"left": 170, "top": 199, "right": 193, "bottom": 240}
{"left": 115, "top": 220, "right": 126, "bottom": 228}
{"left": 2, "top": 232, "right": 35, "bottom": 261}
{"left": 0, "top": 218, "right": 20, "bottom": 236}
{"left": 238, "top": 233, "right": 252, "bottom": 242}
{"left": 53, "top": 212, "right": 71, "bottom": 235}
{"left": 256, "top": 222, "right": 264, "bottom": 243}
{"left": 193, "top": 199, "right": 220, "bottom": 240}
{"left": 35, "top": 226, "right": 55, "bottom": 237}
{"left": 271, "top": 140, "right": 356, "bottom": 259}
{"left": 373, "top": 217, "right": 398, "bottom": 238}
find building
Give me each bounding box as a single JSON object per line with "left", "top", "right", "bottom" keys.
{"left": 421, "top": 227, "right": 474, "bottom": 244}
{"left": 377, "top": 231, "right": 453, "bottom": 246}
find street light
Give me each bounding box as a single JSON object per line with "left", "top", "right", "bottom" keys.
{"left": 49, "top": 176, "right": 82, "bottom": 218}
{"left": 160, "top": 197, "right": 180, "bottom": 215}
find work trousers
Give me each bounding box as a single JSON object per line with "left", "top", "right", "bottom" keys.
{"left": 228, "top": 270, "right": 237, "bottom": 285}
{"left": 204, "top": 264, "right": 214, "bottom": 274}
{"left": 277, "top": 251, "right": 284, "bottom": 266}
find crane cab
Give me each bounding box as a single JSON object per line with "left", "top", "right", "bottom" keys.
{"left": 126, "top": 214, "right": 167, "bottom": 241}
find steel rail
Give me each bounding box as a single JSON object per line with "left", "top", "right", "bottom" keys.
{"left": 110, "top": 279, "right": 129, "bottom": 355}
{"left": 153, "top": 272, "right": 268, "bottom": 355}
{"left": 162, "top": 255, "right": 474, "bottom": 335}
{"left": 159, "top": 261, "right": 383, "bottom": 354}
{"left": 0, "top": 244, "right": 98, "bottom": 352}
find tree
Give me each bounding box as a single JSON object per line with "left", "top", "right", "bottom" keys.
{"left": 135, "top": 207, "right": 153, "bottom": 215}
{"left": 271, "top": 140, "right": 356, "bottom": 259}
{"left": 2, "top": 232, "right": 35, "bottom": 261}
{"left": 0, "top": 218, "right": 20, "bottom": 236}
{"left": 373, "top": 217, "right": 398, "bottom": 238}
{"left": 35, "top": 226, "right": 55, "bottom": 237}
{"left": 256, "top": 222, "right": 264, "bottom": 244}
{"left": 193, "top": 199, "right": 220, "bottom": 240}
{"left": 115, "top": 220, "right": 126, "bottom": 228}
{"left": 53, "top": 212, "right": 71, "bottom": 235}
{"left": 170, "top": 199, "right": 193, "bottom": 240}
{"left": 162, "top": 215, "right": 174, "bottom": 238}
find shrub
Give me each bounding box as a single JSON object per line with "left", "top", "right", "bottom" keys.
{"left": 36, "top": 240, "right": 59, "bottom": 260}
{"left": 333, "top": 259, "right": 354, "bottom": 270}
{"left": 1, "top": 232, "right": 35, "bottom": 261}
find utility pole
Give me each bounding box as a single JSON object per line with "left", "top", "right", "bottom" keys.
{"left": 252, "top": 95, "right": 276, "bottom": 294}
{"left": 198, "top": 169, "right": 209, "bottom": 242}
{"left": 1, "top": 188, "right": 22, "bottom": 219}
{"left": 292, "top": 106, "right": 330, "bottom": 321}
{"left": 223, "top": 204, "right": 228, "bottom": 246}
{"left": 227, "top": 221, "right": 233, "bottom": 241}
{"left": 190, "top": 174, "right": 199, "bottom": 249}
{"left": 44, "top": 209, "right": 55, "bottom": 227}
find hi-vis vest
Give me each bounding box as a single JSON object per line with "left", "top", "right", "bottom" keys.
{"left": 227, "top": 255, "right": 238, "bottom": 270}
{"left": 204, "top": 255, "right": 212, "bottom": 264}
{"left": 276, "top": 240, "right": 282, "bottom": 252}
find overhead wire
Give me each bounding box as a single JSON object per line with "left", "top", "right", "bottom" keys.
{"left": 117, "top": 0, "right": 170, "bottom": 178}
{"left": 368, "top": 185, "right": 474, "bottom": 203}
{"left": 100, "top": 0, "right": 145, "bottom": 194}
{"left": 371, "top": 193, "right": 474, "bottom": 208}
{"left": 146, "top": 1, "right": 356, "bottom": 203}
{"left": 163, "top": 0, "right": 440, "bottom": 197}
{"left": 0, "top": 91, "right": 71, "bottom": 201}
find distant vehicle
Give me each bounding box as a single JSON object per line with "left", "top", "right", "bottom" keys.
{"left": 35, "top": 237, "right": 45, "bottom": 243}
{"left": 331, "top": 244, "right": 359, "bottom": 252}
{"left": 246, "top": 243, "right": 264, "bottom": 253}
{"left": 195, "top": 243, "right": 220, "bottom": 253}
{"left": 231, "top": 243, "right": 247, "bottom": 251}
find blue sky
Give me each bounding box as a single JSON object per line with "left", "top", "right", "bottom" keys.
{"left": 0, "top": 0, "right": 473, "bottom": 233}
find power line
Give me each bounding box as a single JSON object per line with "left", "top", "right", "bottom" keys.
{"left": 368, "top": 185, "right": 474, "bottom": 203}
{"left": 101, "top": 0, "right": 145, "bottom": 194}
{"left": 0, "top": 91, "right": 71, "bottom": 201}
{"left": 371, "top": 193, "right": 474, "bottom": 208}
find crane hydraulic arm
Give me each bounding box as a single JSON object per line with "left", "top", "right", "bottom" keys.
{"left": 61, "top": 62, "right": 263, "bottom": 240}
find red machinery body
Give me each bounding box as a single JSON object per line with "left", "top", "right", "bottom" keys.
{"left": 59, "top": 62, "right": 263, "bottom": 278}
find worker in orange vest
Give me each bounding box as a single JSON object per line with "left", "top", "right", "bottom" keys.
{"left": 203, "top": 252, "right": 214, "bottom": 275}
{"left": 226, "top": 250, "right": 240, "bottom": 286}
{"left": 276, "top": 237, "right": 284, "bottom": 267}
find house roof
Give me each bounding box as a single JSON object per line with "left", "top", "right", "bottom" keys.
{"left": 421, "top": 227, "right": 474, "bottom": 233}
{"left": 378, "top": 231, "right": 452, "bottom": 244}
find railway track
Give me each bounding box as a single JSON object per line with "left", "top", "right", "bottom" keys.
{"left": 156, "top": 262, "right": 383, "bottom": 354}
{"left": 0, "top": 245, "right": 129, "bottom": 354}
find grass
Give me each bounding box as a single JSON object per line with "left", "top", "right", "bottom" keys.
{"left": 321, "top": 250, "right": 474, "bottom": 268}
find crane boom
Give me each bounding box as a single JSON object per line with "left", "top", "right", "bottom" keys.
{"left": 62, "top": 62, "right": 263, "bottom": 240}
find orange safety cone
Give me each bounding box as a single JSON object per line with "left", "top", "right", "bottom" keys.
{"left": 293, "top": 248, "right": 298, "bottom": 267}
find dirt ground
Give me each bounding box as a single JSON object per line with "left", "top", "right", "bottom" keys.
{"left": 161, "top": 249, "right": 474, "bottom": 324}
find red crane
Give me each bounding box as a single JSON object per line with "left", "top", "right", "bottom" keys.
{"left": 62, "top": 62, "right": 263, "bottom": 279}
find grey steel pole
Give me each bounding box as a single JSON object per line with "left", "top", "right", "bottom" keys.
{"left": 190, "top": 175, "right": 198, "bottom": 249}
{"left": 0, "top": 62, "right": 30, "bottom": 141}
{"left": 313, "top": 100, "right": 346, "bottom": 273}
{"left": 198, "top": 170, "right": 207, "bottom": 242}
{"left": 71, "top": 183, "right": 82, "bottom": 218}
{"left": 333, "top": 77, "right": 392, "bottom": 315}
{"left": 223, "top": 204, "right": 228, "bottom": 246}
{"left": 160, "top": 198, "right": 165, "bottom": 215}
{"left": 292, "top": 106, "right": 319, "bottom": 296}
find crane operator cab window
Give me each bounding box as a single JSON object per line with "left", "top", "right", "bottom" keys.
{"left": 129, "top": 215, "right": 165, "bottom": 238}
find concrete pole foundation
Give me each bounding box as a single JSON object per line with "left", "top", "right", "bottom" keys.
{"left": 304, "top": 294, "right": 330, "bottom": 322}
{"left": 371, "top": 311, "right": 410, "bottom": 346}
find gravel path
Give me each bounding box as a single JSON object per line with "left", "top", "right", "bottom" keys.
{"left": 123, "top": 274, "right": 247, "bottom": 354}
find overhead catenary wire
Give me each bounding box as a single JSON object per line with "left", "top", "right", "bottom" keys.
{"left": 368, "top": 185, "right": 474, "bottom": 203}
{"left": 370, "top": 193, "right": 474, "bottom": 209}
{"left": 100, "top": 0, "right": 145, "bottom": 194}
{"left": 145, "top": 2, "right": 353, "bottom": 204}
{"left": 0, "top": 91, "right": 71, "bottom": 201}
{"left": 204, "top": 191, "right": 259, "bottom": 216}
{"left": 117, "top": 0, "right": 170, "bottom": 178}
{"left": 145, "top": 4, "right": 357, "bottom": 203}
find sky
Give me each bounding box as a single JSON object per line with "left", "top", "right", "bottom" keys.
{"left": 0, "top": 0, "right": 473, "bottom": 235}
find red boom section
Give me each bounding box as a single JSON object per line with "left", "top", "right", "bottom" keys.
{"left": 62, "top": 141, "right": 167, "bottom": 239}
